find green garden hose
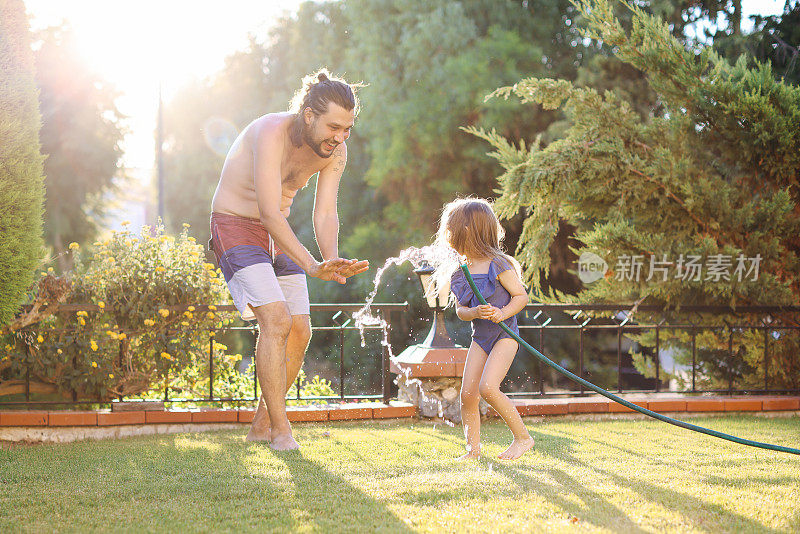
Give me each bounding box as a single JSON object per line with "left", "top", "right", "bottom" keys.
{"left": 460, "top": 264, "right": 800, "bottom": 456}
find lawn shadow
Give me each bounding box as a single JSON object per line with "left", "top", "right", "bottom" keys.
{"left": 520, "top": 427, "right": 787, "bottom": 533}
{"left": 497, "top": 429, "right": 649, "bottom": 533}
{"left": 3, "top": 431, "right": 298, "bottom": 530}
{"left": 276, "top": 449, "right": 414, "bottom": 533}
{"left": 589, "top": 462, "right": 787, "bottom": 534}
{"left": 149, "top": 432, "right": 298, "bottom": 529}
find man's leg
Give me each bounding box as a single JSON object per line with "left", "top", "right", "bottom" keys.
{"left": 286, "top": 314, "right": 312, "bottom": 389}
{"left": 248, "top": 301, "right": 298, "bottom": 450}
{"left": 246, "top": 315, "right": 312, "bottom": 441}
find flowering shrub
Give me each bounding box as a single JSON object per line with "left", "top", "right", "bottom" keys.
{"left": 286, "top": 370, "right": 337, "bottom": 405}
{"left": 0, "top": 224, "right": 240, "bottom": 401}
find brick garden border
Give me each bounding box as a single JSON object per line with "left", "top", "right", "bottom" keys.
{"left": 1, "top": 396, "right": 798, "bottom": 443}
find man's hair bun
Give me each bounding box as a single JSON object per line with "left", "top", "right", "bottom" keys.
{"left": 317, "top": 72, "right": 329, "bottom": 83}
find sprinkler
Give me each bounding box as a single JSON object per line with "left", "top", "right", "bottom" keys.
{"left": 460, "top": 264, "right": 800, "bottom": 456}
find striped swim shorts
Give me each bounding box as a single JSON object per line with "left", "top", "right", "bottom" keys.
{"left": 209, "top": 212, "right": 310, "bottom": 321}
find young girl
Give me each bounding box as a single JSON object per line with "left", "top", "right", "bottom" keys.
{"left": 433, "top": 198, "right": 535, "bottom": 460}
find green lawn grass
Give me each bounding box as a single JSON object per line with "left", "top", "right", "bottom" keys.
{"left": 1, "top": 414, "right": 799, "bottom": 533}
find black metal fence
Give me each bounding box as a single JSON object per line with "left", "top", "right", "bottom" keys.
{"left": 2, "top": 303, "right": 799, "bottom": 408}
{"left": 0, "top": 303, "right": 407, "bottom": 408}
{"left": 511, "top": 304, "right": 800, "bottom": 397}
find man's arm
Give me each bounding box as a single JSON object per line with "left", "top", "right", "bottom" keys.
{"left": 313, "top": 143, "right": 369, "bottom": 279}
{"left": 313, "top": 143, "right": 347, "bottom": 261}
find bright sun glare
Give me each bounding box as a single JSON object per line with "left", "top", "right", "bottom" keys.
{"left": 25, "top": 0, "right": 302, "bottom": 169}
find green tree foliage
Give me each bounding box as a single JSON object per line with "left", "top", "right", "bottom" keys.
{"left": 471, "top": 0, "right": 800, "bottom": 388}
{"left": 35, "top": 26, "right": 125, "bottom": 270}
{"left": 0, "top": 0, "right": 46, "bottom": 327}
{"left": 344, "top": 0, "right": 585, "bottom": 254}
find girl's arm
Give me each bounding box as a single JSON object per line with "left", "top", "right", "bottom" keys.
{"left": 488, "top": 269, "right": 529, "bottom": 323}
{"left": 456, "top": 303, "right": 493, "bottom": 321}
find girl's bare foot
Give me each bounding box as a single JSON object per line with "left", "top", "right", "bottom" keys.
{"left": 457, "top": 445, "right": 481, "bottom": 461}
{"left": 245, "top": 427, "right": 271, "bottom": 442}
{"left": 270, "top": 433, "right": 300, "bottom": 451}
{"left": 498, "top": 436, "right": 535, "bottom": 460}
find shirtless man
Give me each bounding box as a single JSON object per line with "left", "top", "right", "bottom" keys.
{"left": 210, "top": 70, "right": 369, "bottom": 450}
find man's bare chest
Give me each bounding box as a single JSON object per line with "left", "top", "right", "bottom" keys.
{"left": 281, "top": 160, "right": 321, "bottom": 192}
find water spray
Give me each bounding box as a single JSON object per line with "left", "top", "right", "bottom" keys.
{"left": 460, "top": 264, "right": 800, "bottom": 456}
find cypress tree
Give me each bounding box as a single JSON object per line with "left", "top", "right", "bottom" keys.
{"left": 0, "top": 0, "right": 46, "bottom": 327}
{"left": 470, "top": 0, "right": 800, "bottom": 388}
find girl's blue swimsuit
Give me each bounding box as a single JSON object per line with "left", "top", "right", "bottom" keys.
{"left": 450, "top": 258, "right": 520, "bottom": 354}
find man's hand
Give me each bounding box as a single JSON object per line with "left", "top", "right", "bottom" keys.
{"left": 334, "top": 259, "right": 369, "bottom": 279}
{"left": 307, "top": 258, "right": 351, "bottom": 284}
{"left": 307, "top": 258, "right": 369, "bottom": 284}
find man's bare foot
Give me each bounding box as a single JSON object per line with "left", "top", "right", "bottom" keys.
{"left": 498, "top": 436, "right": 535, "bottom": 460}
{"left": 270, "top": 433, "right": 300, "bottom": 451}
{"left": 245, "top": 427, "right": 271, "bottom": 442}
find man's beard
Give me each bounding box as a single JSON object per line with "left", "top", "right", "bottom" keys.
{"left": 302, "top": 123, "right": 337, "bottom": 158}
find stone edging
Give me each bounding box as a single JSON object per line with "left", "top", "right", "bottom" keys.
{"left": 0, "top": 402, "right": 417, "bottom": 429}
{"left": 2, "top": 396, "right": 798, "bottom": 444}
{"left": 489, "top": 395, "right": 800, "bottom": 417}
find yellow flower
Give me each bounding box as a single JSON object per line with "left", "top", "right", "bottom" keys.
{"left": 47, "top": 267, "right": 54, "bottom": 273}
{"left": 91, "top": 361, "right": 98, "bottom": 368}
{"left": 106, "top": 330, "right": 117, "bottom": 339}
{"left": 79, "top": 318, "right": 86, "bottom": 326}
{"left": 155, "top": 266, "right": 166, "bottom": 273}
{"left": 103, "top": 323, "right": 110, "bottom": 328}
{"left": 203, "top": 263, "right": 215, "bottom": 270}
{"left": 117, "top": 333, "right": 127, "bottom": 340}
{"left": 108, "top": 373, "right": 114, "bottom": 379}
{"left": 143, "top": 319, "right": 155, "bottom": 327}
{"left": 208, "top": 305, "right": 217, "bottom": 311}
{"left": 121, "top": 220, "right": 130, "bottom": 226}
{"left": 207, "top": 312, "right": 215, "bottom": 319}
{"left": 188, "top": 237, "right": 196, "bottom": 243}
{"left": 57, "top": 349, "right": 63, "bottom": 354}
{"left": 183, "top": 311, "right": 193, "bottom": 319}
{"left": 37, "top": 335, "right": 44, "bottom": 343}
{"left": 4, "top": 344, "right": 11, "bottom": 351}
{"left": 97, "top": 301, "right": 105, "bottom": 309}
{"left": 187, "top": 306, "right": 195, "bottom": 312}
{"left": 160, "top": 352, "right": 172, "bottom": 360}
{"left": 69, "top": 242, "right": 79, "bottom": 250}
{"left": 181, "top": 321, "right": 190, "bottom": 327}
{"left": 90, "top": 341, "right": 98, "bottom": 351}
{"left": 158, "top": 309, "right": 170, "bottom": 318}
